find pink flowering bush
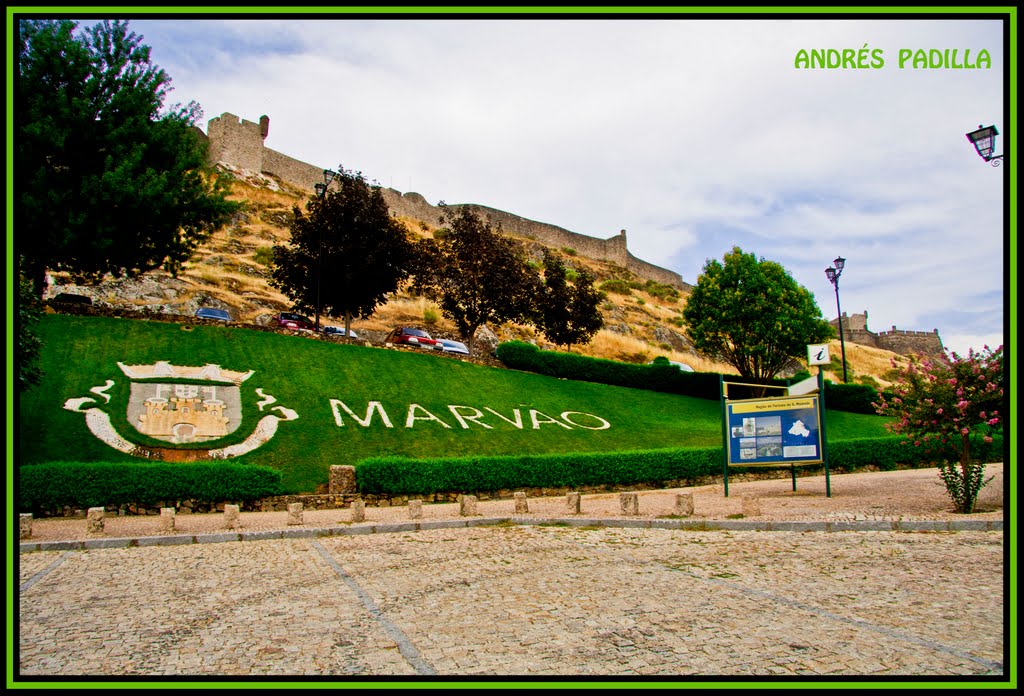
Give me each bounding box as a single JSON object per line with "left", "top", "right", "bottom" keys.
{"left": 874, "top": 345, "right": 1003, "bottom": 513}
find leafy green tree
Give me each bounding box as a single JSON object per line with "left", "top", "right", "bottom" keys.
{"left": 412, "top": 205, "right": 541, "bottom": 354}
{"left": 537, "top": 250, "right": 604, "bottom": 351}
{"left": 682, "top": 246, "right": 834, "bottom": 384}
{"left": 17, "top": 273, "right": 44, "bottom": 391}
{"left": 271, "top": 168, "right": 417, "bottom": 336}
{"left": 874, "top": 346, "right": 1003, "bottom": 513}
{"left": 16, "top": 19, "right": 238, "bottom": 297}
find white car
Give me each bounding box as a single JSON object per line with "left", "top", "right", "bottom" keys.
{"left": 322, "top": 326, "right": 358, "bottom": 339}
{"left": 438, "top": 339, "right": 469, "bottom": 355}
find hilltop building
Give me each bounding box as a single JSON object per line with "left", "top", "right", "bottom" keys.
{"left": 831, "top": 311, "right": 945, "bottom": 358}
{"left": 199, "top": 112, "right": 687, "bottom": 289}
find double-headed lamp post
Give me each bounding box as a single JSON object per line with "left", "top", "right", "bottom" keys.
{"left": 313, "top": 168, "right": 338, "bottom": 333}
{"left": 825, "top": 257, "right": 848, "bottom": 384}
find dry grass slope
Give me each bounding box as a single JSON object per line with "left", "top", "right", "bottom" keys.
{"left": 48, "top": 170, "right": 906, "bottom": 385}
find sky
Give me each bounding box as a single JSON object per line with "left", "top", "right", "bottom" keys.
{"left": 112, "top": 11, "right": 1008, "bottom": 357}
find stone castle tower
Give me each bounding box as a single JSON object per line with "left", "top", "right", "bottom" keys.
{"left": 199, "top": 112, "right": 688, "bottom": 289}
{"left": 831, "top": 310, "right": 945, "bottom": 358}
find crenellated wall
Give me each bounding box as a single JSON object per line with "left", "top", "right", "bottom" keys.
{"left": 204, "top": 112, "right": 687, "bottom": 289}
{"left": 831, "top": 311, "right": 945, "bottom": 358}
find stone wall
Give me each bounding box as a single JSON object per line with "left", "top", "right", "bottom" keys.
{"left": 830, "top": 311, "right": 944, "bottom": 358}
{"left": 204, "top": 111, "right": 687, "bottom": 288}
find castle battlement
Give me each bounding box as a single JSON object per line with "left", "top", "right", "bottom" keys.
{"left": 204, "top": 112, "right": 688, "bottom": 290}
{"left": 830, "top": 311, "right": 944, "bottom": 358}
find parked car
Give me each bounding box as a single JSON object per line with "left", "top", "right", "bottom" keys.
{"left": 195, "top": 307, "right": 232, "bottom": 322}
{"left": 274, "top": 311, "right": 316, "bottom": 331}
{"left": 385, "top": 327, "right": 439, "bottom": 350}
{"left": 648, "top": 359, "right": 695, "bottom": 372}
{"left": 322, "top": 325, "right": 359, "bottom": 339}
{"left": 438, "top": 339, "right": 469, "bottom": 355}
{"left": 50, "top": 293, "right": 92, "bottom": 306}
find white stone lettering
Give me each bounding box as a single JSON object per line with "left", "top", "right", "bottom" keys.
{"left": 484, "top": 407, "right": 524, "bottom": 429}
{"left": 529, "top": 409, "right": 572, "bottom": 430}
{"left": 560, "top": 411, "right": 611, "bottom": 430}
{"left": 406, "top": 404, "right": 452, "bottom": 429}
{"left": 448, "top": 405, "right": 494, "bottom": 429}
{"left": 330, "top": 399, "right": 394, "bottom": 428}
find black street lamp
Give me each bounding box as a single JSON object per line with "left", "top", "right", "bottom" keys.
{"left": 313, "top": 168, "right": 338, "bottom": 332}
{"left": 966, "top": 124, "right": 1005, "bottom": 166}
{"left": 825, "top": 257, "right": 848, "bottom": 384}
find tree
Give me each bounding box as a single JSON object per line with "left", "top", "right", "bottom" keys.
{"left": 682, "top": 246, "right": 834, "bottom": 384}
{"left": 874, "top": 346, "right": 1003, "bottom": 513}
{"left": 537, "top": 250, "right": 604, "bottom": 351}
{"left": 271, "top": 168, "right": 417, "bottom": 336}
{"left": 413, "top": 205, "right": 541, "bottom": 354}
{"left": 16, "top": 19, "right": 238, "bottom": 297}
{"left": 17, "top": 273, "right": 44, "bottom": 391}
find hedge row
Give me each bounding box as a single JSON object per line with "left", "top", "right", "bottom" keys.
{"left": 18, "top": 461, "right": 283, "bottom": 512}
{"left": 355, "top": 435, "right": 1005, "bottom": 496}
{"left": 496, "top": 341, "right": 885, "bottom": 413}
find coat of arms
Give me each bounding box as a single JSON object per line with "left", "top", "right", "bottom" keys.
{"left": 63, "top": 361, "right": 298, "bottom": 459}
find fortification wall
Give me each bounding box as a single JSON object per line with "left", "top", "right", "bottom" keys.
{"left": 876, "top": 329, "right": 945, "bottom": 358}
{"left": 204, "top": 112, "right": 687, "bottom": 288}
{"left": 830, "top": 310, "right": 943, "bottom": 357}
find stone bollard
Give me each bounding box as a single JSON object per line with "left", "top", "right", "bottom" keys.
{"left": 224, "top": 504, "right": 240, "bottom": 530}
{"left": 160, "top": 507, "right": 176, "bottom": 533}
{"left": 20, "top": 513, "right": 33, "bottom": 540}
{"left": 287, "top": 502, "right": 303, "bottom": 526}
{"left": 514, "top": 491, "right": 529, "bottom": 514}
{"left": 620, "top": 492, "right": 639, "bottom": 516}
{"left": 87, "top": 507, "right": 105, "bottom": 535}
{"left": 742, "top": 495, "right": 761, "bottom": 517}
{"left": 674, "top": 493, "right": 694, "bottom": 517}
{"left": 351, "top": 499, "right": 366, "bottom": 523}
{"left": 566, "top": 492, "right": 581, "bottom": 515}
{"left": 460, "top": 495, "right": 478, "bottom": 517}
{"left": 408, "top": 500, "right": 423, "bottom": 519}
{"left": 328, "top": 465, "right": 357, "bottom": 494}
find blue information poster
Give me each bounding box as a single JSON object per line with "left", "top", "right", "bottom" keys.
{"left": 726, "top": 396, "right": 823, "bottom": 466}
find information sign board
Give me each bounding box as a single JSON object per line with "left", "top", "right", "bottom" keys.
{"left": 725, "top": 396, "right": 823, "bottom": 466}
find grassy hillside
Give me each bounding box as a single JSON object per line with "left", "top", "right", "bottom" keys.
{"left": 20, "top": 314, "right": 893, "bottom": 493}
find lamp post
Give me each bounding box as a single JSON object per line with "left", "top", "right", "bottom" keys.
{"left": 965, "top": 124, "right": 1005, "bottom": 166}
{"left": 825, "top": 257, "right": 848, "bottom": 384}
{"left": 313, "top": 168, "right": 338, "bottom": 333}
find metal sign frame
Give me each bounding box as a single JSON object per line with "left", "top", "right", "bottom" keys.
{"left": 720, "top": 373, "right": 831, "bottom": 497}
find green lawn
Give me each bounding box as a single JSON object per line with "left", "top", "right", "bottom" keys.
{"left": 20, "top": 314, "right": 893, "bottom": 492}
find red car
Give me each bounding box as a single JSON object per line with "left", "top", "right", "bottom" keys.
{"left": 385, "top": 327, "right": 440, "bottom": 349}
{"left": 274, "top": 311, "right": 316, "bottom": 331}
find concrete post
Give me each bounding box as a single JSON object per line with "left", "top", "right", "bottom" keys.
{"left": 566, "top": 492, "right": 581, "bottom": 515}
{"left": 674, "top": 493, "right": 694, "bottom": 517}
{"left": 351, "top": 499, "right": 366, "bottom": 523}
{"left": 460, "top": 495, "right": 478, "bottom": 517}
{"left": 620, "top": 492, "right": 639, "bottom": 516}
{"left": 514, "top": 491, "right": 529, "bottom": 514}
{"left": 287, "top": 502, "right": 303, "bottom": 526}
{"left": 160, "top": 507, "right": 176, "bottom": 533}
{"left": 408, "top": 500, "right": 423, "bottom": 519}
{"left": 86, "top": 507, "right": 105, "bottom": 534}
{"left": 20, "top": 513, "right": 32, "bottom": 540}
{"left": 224, "top": 504, "right": 240, "bottom": 529}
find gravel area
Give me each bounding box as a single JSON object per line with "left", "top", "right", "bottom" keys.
{"left": 23, "top": 464, "right": 1003, "bottom": 542}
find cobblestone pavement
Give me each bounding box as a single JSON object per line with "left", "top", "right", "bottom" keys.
{"left": 17, "top": 527, "right": 1005, "bottom": 680}
{"left": 15, "top": 467, "right": 1008, "bottom": 682}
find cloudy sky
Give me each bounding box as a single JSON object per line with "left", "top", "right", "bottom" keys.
{"left": 118, "top": 11, "right": 1007, "bottom": 356}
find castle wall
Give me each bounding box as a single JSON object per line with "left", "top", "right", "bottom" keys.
{"left": 830, "top": 311, "right": 944, "bottom": 358}
{"left": 204, "top": 112, "right": 687, "bottom": 289}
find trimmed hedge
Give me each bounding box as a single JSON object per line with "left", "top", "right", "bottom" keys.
{"left": 497, "top": 341, "right": 888, "bottom": 413}
{"left": 18, "top": 461, "right": 283, "bottom": 512}
{"left": 355, "top": 435, "right": 1005, "bottom": 496}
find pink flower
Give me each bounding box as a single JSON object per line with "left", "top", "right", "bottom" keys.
{"left": 936, "top": 408, "right": 943, "bottom": 414}
{"left": 961, "top": 427, "right": 970, "bottom": 435}
{"left": 988, "top": 418, "right": 1000, "bottom": 426}
{"left": 984, "top": 436, "right": 993, "bottom": 444}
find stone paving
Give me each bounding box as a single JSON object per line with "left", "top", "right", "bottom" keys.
{"left": 14, "top": 466, "right": 1009, "bottom": 681}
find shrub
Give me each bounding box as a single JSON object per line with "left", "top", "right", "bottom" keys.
{"left": 423, "top": 307, "right": 439, "bottom": 324}
{"left": 354, "top": 434, "right": 1005, "bottom": 495}
{"left": 599, "top": 279, "right": 633, "bottom": 295}
{"left": 18, "top": 461, "right": 283, "bottom": 512}
{"left": 561, "top": 247, "right": 578, "bottom": 256}
{"left": 253, "top": 246, "right": 274, "bottom": 266}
